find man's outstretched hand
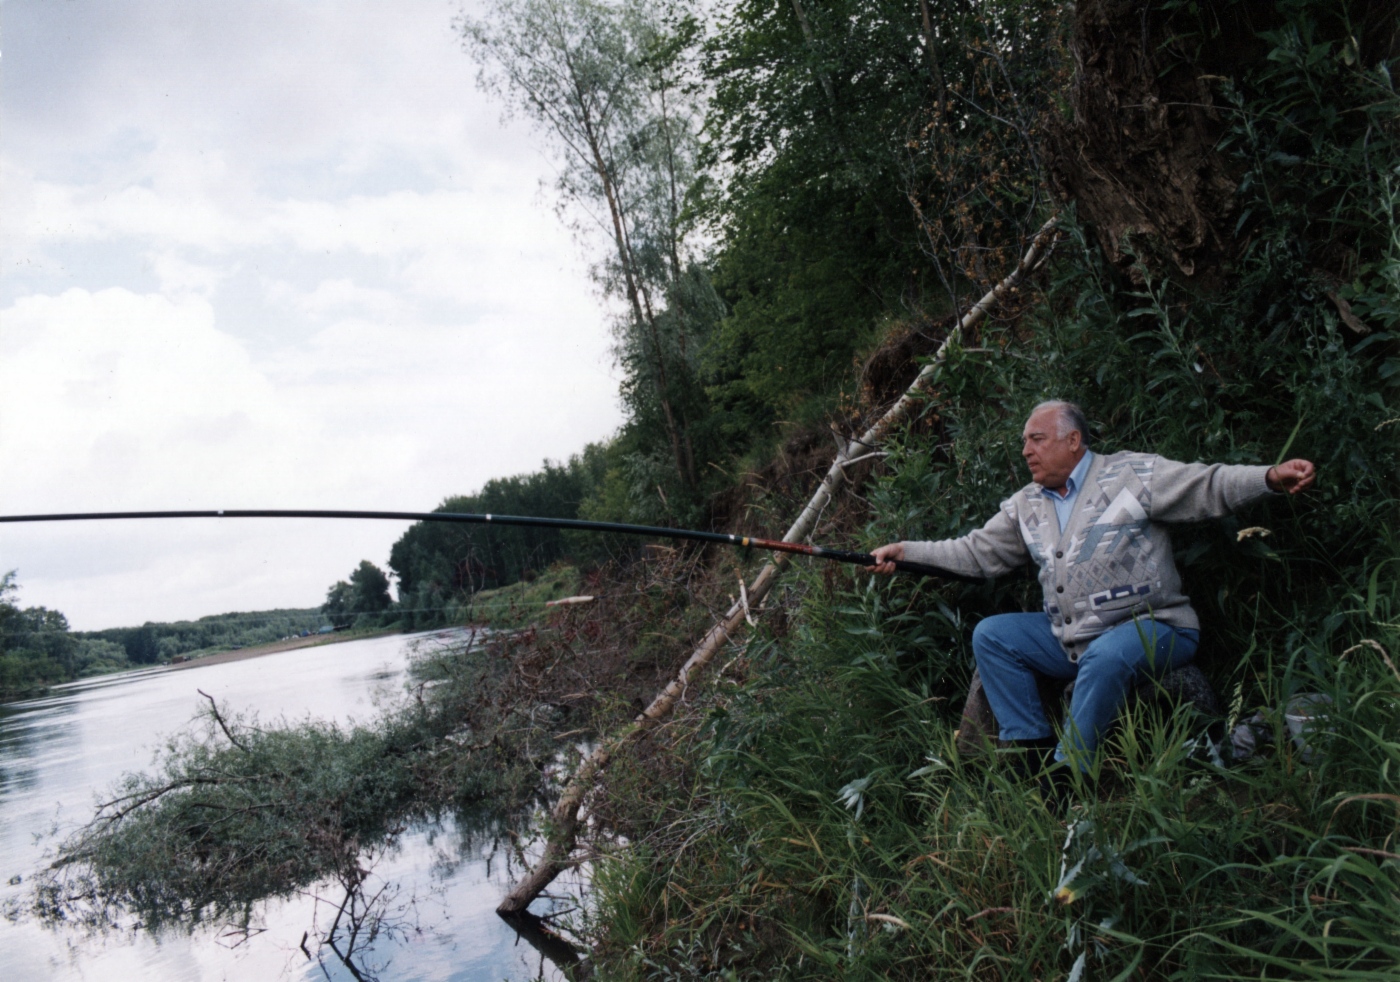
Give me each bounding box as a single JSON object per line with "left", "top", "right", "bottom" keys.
{"left": 1267, "top": 459, "right": 1316, "bottom": 495}
{"left": 867, "top": 542, "right": 904, "bottom": 575}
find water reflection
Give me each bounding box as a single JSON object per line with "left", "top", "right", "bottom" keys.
{"left": 0, "top": 631, "right": 584, "bottom": 982}
{"left": 290, "top": 815, "right": 588, "bottom": 982}
{"left": 0, "top": 692, "right": 78, "bottom": 795}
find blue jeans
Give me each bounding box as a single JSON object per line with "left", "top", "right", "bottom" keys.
{"left": 971, "top": 613, "right": 1199, "bottom": 770}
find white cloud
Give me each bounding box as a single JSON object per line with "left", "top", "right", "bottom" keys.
{"left": 150, "top": 253, "right": 232, "bottom": 299}
{"left": 0, "top": 1, "right": 624, "bottom": 629}
{"left": 5, "top": 2, "right": 515, "bottom": 173}
{"left": 293, "top": 279, "right": 404, "bottom": 319}
{"left": 1, "top": 289, "right": 287, "bottom": 508}
{"left": 27, "top": 178, "right": 558, "bottom": 252}
{"left": 0, "top": 283, "right": 617, "bottom": 628}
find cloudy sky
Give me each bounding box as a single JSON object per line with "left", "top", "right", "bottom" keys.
{"left": 0, "top": 0, "right": 623, "bottom": 630}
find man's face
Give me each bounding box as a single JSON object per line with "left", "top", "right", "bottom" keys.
{"left": 1022, "top": 408, "right": 1083, "bottom": 490}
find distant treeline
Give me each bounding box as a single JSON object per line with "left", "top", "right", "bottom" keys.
{"left": 0, "top": 569, "right": 330, "bottom": 702}
{"left": 78, "top": 607, "right": 327, "bottom": 664}
{"left": 386, "top": 447, "right": 611, "bottom": 630}
{"left": 0, "top": 571, "right": 130, "bottom": 700}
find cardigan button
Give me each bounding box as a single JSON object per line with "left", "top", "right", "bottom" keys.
{"left": 1055, "top": 550, "right": 1063, "bottom": 559}
{"left": 1064, "top": 617, "right": 1072, "bottom": 625}
{"left": 1056, "top": 586, "right": 1064, "bottom": 593}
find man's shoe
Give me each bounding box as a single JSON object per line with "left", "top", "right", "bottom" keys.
{"left": 1038, "top": 762, "right": 1074, "bottom": 808}
{"left": 1005, "top": 736, "right": 1058, "bottom": 780}
{"left": 1039, "top": 761, "right": 1097, "bottom": 812}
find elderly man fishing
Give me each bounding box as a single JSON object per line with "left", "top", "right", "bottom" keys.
{"left": 869, "top": 400, "right": 1315, "bottom": 783}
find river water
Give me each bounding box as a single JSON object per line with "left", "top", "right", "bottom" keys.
{"left": 0, "top": 631, "right": 577, "bottom": 981}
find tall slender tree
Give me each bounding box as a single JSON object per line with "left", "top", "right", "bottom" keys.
{"left": 460, "top": 0, "right": 712, "bottom": 502}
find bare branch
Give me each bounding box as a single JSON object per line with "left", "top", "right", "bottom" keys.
{"left": 198, "top": 689, "right": 251, "bottom": 753}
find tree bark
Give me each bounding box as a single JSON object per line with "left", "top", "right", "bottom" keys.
{"left": 917, "top": 0, "right": 948, "bottom": 123}
{"left": 580, "top": 97, "right": 691, "bottom": 489}
{"left": 497, "top": 217, "right": 1061, "bottom": 915}
{"left": 788, "top": 0, "right": 837, "bottom": 107}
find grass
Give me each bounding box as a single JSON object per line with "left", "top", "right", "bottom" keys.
{"left": 576, "top": 558, "right": 1400, "bottom": 980}
{"left": 454, "top": 562, "right": 583, "bottom": 631}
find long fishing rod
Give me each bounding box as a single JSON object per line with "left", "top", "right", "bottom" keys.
{"left": 0, "top": 508, "right": 979, "bottom": 582}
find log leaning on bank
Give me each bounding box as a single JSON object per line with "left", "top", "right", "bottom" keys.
{"left": 497, "top": 216, "right": 1062, "bottom": 915}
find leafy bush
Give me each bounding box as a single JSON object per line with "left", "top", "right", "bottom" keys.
{"left": 33, "top": 632, "right": 554, "bottom": 932}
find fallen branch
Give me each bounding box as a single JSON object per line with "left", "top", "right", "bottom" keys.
{"left": 497, "top": 216, "right": 1061, "bottom": 914}
{"left": 93, "top": 775, "right": 255, "bottom": 825}
{"left": 199, "top": 689, "right": 250, "bottom": 752}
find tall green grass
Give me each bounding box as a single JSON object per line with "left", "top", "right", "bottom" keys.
{"left": 585, "top": 553, "right": 1400, "bottom": 979}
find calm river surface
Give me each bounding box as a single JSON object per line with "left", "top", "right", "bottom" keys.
{"left": 0, "top": 631, "right": 574, "bottom": 982}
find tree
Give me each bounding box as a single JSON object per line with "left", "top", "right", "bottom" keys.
{"left": 321, "top": 581, "right": 355, "bottom": 626}
{"left": 348, "top": 561, "right": 391, "bottom": 615}
{"left": 0, "top": 570, "right": 21, "bottom": 640}
{"left": 700, "top": 0, "right": 1061, "bottom": 425}
{"left": 389, "top": 450, "right": 607, "bottom": 627}
{"left": 120, "top": 624, "right": 160, "bottom": 665}
{"left": 322, "top": 562, "right": 393, "bottom": 627}
{"left": 1, "top": 570, "right": 81, "bottom": 696}
{"left": 461, "top": 0, "right": 716, "bottom": 509}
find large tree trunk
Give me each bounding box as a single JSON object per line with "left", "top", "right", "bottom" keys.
{"left": 497, "top": 217, "right": 1061, "bottom": 915}
{"left": 1045, "top": 0, "right": 1255, "bottom": 281}
{"left": 1046, "top": 0, "right": 1397, "bottom": 284}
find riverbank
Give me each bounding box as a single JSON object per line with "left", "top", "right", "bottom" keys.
{"left": 161, "top": 626, "right": 403, "bottom": 671}
{"left": 168, "top": 568, "right": 585, "bottom": 667}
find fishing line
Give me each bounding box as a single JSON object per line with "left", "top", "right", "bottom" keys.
{"left": 0, "top": 508, "right": 978, "bottom": 581}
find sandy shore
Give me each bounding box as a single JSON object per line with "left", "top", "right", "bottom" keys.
{"left": 163, "top": 629, "right": 400, "bottom": 672}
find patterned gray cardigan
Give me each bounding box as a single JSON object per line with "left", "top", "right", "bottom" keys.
{"left": 901, "top": 452, "right": 1274, "bottom": 660}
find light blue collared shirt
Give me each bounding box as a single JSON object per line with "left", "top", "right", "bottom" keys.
{"left": 1041, "top": 450, "right": 1094, "bottom": 533}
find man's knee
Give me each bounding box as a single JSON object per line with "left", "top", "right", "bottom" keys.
{"left": 972, "top": 614, "right": 1015, "bottom": 662}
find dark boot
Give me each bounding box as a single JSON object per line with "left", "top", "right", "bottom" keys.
{"left": 1038, "top": 762, "right": 1075, "bottom": 809}
{"left": 1004, "top": 736, "right": 1058, "bottom": 780}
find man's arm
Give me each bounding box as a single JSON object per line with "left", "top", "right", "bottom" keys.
{"left": 869, "top": 505, "right": 1028, "bottom": 578}
{"left": 1150, "top": 456, "right": 1315, "bottom": 522}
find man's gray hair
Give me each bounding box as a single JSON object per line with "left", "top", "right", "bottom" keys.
{"left": 1031, "top": 400, "right": 1091, "bottom": 446}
